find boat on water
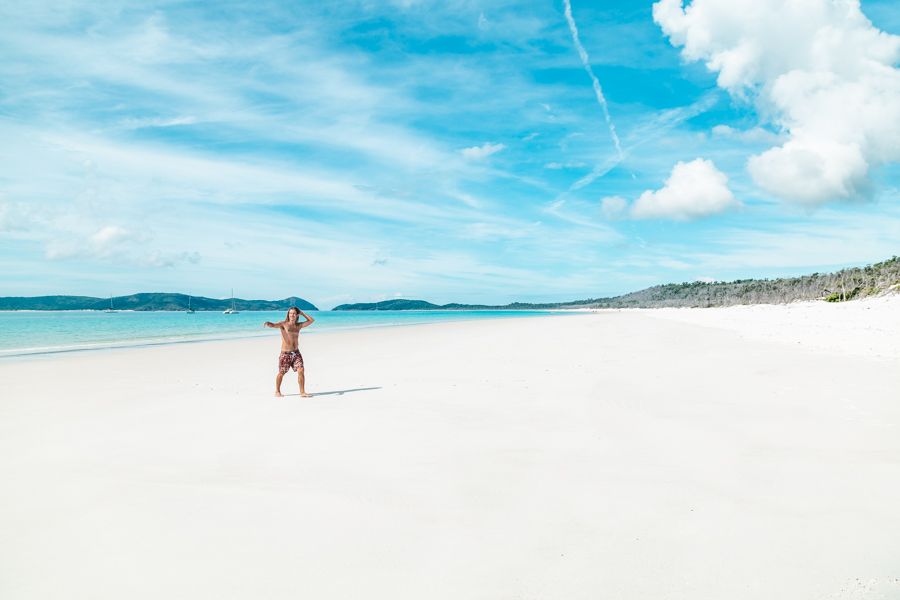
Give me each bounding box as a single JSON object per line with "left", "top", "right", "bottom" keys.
{"left": 186, "top": 295, "right": 195, "bottom": 314}
{"left": 223, "top": 289, "right": 239, "bottom": 314}
{"left": 104, "top": 297, "right": 117, "bottom": 313}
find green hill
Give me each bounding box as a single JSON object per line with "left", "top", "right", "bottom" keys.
{"left": 0, "top": 293, "right": 318, "bottom": 311}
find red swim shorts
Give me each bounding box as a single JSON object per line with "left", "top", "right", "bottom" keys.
{"left": 278, "top": 350, "right": 304, "bottom": 374}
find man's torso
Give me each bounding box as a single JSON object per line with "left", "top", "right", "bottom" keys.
{"left": 280, "top": 322, "right": 301, "bottom": 351}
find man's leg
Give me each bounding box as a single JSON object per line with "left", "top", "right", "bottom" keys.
{"left": 275, "top": 371, "right": 285, "bottom": 397}
{"left": 298, "top": 367, "right": 311, "bottom": 397}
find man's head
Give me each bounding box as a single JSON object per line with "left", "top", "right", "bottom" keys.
{"left": 286, "top": 306, "right": 300, "bottom": 322}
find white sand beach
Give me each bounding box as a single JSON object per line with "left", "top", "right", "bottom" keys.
{"left": 2, "top": 301, "right": 899, "bottom": 600}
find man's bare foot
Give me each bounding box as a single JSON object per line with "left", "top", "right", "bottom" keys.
{"left": 274, "top": 391, "right": 283, "bottom": 397}
{"left": 300, "top": 392, "right": 313, "bottom": 398}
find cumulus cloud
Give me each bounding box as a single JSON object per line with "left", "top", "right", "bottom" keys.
{"left": 460, "top": 142, "right": 506, "bottom": 160}
{"left": 653, "top": 0, "right": 900, "bottom": 205}
{"left": 608, "top": 158, "right": 738, "bottom": 221}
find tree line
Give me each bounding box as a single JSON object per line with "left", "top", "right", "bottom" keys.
{"left": 579, "top": 256, "right": 900, "bottom": 309}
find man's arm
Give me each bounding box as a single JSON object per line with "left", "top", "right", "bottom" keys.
{"left": 298, "top": 309, "right": 315, "bottom": 329}
{"left": 263, "top": 320, "right": 286, "bottom": 328}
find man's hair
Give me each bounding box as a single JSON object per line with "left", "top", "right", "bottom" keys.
{"left": 286, "top": 306, "right": 301, "bottom": 321}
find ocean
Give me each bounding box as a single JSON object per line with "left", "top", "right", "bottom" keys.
{"left": 0, "top": 309, "right": 568, "bottom": 357}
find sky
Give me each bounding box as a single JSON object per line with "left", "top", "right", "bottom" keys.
{"left": 0, "top": 0, "right": 898, "bottom": 309}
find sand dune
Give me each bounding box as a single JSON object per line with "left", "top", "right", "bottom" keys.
{"left": 1, "top": 303, "right": 899, "bottom": 599}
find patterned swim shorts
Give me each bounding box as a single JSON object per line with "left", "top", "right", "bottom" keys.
{"left": 278, "top": 350, "right": 304, "bottom": 374}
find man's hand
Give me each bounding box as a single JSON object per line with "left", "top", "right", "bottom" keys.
{"left": 263, "top": 321, "right": 278, "bottom": 328}
{"left": 298, "top": 309, "right": 315, "bottom": 328}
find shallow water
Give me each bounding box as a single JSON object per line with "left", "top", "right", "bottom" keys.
{"left": 0, "top": 309, "right": 565, "bottom": 357}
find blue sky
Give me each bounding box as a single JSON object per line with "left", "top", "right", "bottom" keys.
{"left": 1, "top": 0, "right": 898, "bottom": 308}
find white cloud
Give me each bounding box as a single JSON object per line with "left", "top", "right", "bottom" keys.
{"left": 90, "top": 225, "right": 136, "bottom": 248}
{"left": 460, "top": 142, "right": 506, "bottom": 160}
{"left": 144, "top": 250, "right": 201, "bottom": 268}
{"left": 0, "top": 198, "right": 35, "bottom": 232}
{"left": 631, "top": 158, "right": 738, "bottom": 220}
{"left": 748, "top": 138, "right": 871, "bottom": 203}
{"left": 453, "top": 192, "right": 482, "bottom": 208}
{"left": 710, "top": 124, "right": 782, "bottom": 144}
{"left": 654, "top": 0, "right": 900, "bottom": 205}
{"left": 120, "top": 115, "right": 198, "bottom": 129}
{"left": 599, "top": 195, "right": 628, "bottom": 220}
{"left": 659, "top": 258, "right": 691, "bottom": 269}
{"left": 46, "top": 225, "right": 146, "bottom": 260}
{"left": 462, "top": 221, "right": 541, "bottom": 240}
{"left": 545, "top": 161, "right": 587, "bottom": 170}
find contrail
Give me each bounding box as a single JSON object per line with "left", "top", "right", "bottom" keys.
{"left": 545, "top": 92, "right": 718, "bottom": 220}
{"left": 569, "top": 92, "right": 719, "bottom": 191}
{"left": 563, "top": 0, "right": 623, "bottom": 160}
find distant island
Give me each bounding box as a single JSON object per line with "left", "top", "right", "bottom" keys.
{"left": 332, "top": 299, "right": 586, "bottom": 311}
{"left": 0, "top": 293, "right": 317, "bottom": 312}
{"left": 334, "top": 256, "right": 900, "bottom": 310}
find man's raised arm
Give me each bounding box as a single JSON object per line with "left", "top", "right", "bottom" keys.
{"left": 263, "top": 320, "right": 285, "bottom": 329}
{"left": 298, "top": 309, "right": 315, "bottom": 328}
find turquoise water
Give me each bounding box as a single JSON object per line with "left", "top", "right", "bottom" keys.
{"left": 0, "top": 310, "right": 565, "bottom": 357}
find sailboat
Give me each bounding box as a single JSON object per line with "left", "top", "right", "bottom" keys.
{"left": 223, "top": 289, "right": 239, "bottom": 314}
{"left": 104, "top": 296, "right": 117, "bottom": 313}
{"left": 186, "top": 295, "right": 195, "bottom": 314}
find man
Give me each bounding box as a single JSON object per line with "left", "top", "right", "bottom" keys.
{"left": 264, "top": 306, "right": 315, "bottom": 397}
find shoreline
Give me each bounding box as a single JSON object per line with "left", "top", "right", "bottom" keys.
{"left": 0, "top": 310, "right": 572, "bottom": 360}
{"left": 5, "top": 290, "right": 895, "bottom": 314}
{"left": 3, "top": 296, "right": 898, "bottom": 360}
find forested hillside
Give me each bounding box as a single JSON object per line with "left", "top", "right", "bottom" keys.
{"left": 581, "top": 256, "right": 900, "bottom": 308}
{"left": 0, "top": 293, "right": 318, "bottom": 311}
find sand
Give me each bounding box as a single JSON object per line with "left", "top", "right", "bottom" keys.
{"left": 1, "top": 301, "right": 899, "bottom": 599}
{"left": 635, "top": 295, "right": 900, "bottom": 361}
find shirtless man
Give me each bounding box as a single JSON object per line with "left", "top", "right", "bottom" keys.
{"left": 264, "top": 306, "right": 315, "bottom": 397}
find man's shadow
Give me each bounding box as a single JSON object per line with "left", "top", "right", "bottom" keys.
{"left": 283, "top": 386, "right": 382, "bottom": 398}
